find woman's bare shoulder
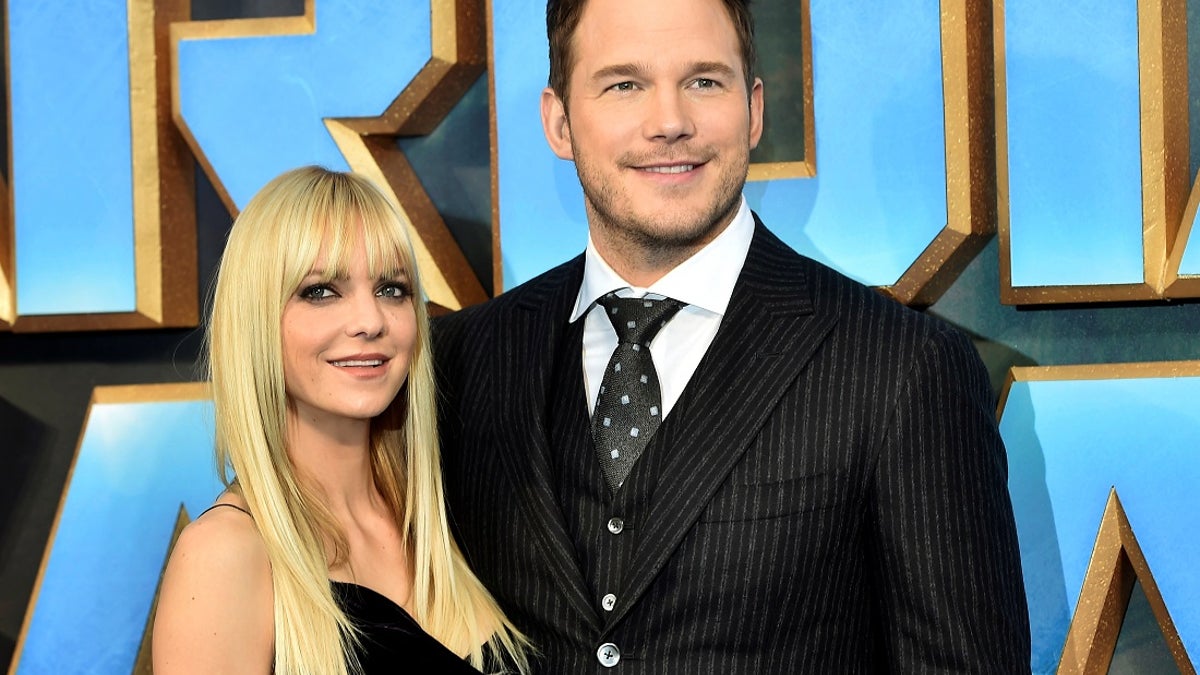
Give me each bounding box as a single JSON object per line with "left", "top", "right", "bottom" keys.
{"left": 152, "top": 494, "right": 273, "bottom": 674}
{"left": 171, "top": 495, "right": 266, "bottom": 578}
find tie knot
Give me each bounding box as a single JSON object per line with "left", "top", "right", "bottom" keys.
{"left": 596, "top": 293, "right": 685, "bottom": 345}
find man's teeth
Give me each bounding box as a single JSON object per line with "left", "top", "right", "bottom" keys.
{"left": 332, "top": 359, "right": 383, "bottom": 367}
{"left": 643, "top": 164, "right": 694, "bottom": 174}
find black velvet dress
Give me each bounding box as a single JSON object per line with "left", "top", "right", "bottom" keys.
{"left": 333, "top": 581, "right": 481, "bottom": 673}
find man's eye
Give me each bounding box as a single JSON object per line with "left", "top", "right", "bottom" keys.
{"left": 693, "top": 78, "right": 718, "bottom": 89}
{"left": 610, "top": 81, "right": 636, "bottom": 92}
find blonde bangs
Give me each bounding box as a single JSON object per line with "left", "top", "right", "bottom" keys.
{"left": 274, "top": 175, "right": 418, "bottom": 303}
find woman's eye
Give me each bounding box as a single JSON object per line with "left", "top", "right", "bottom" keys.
{"left": 378, "top": 283, "right": 411, "bottom": 299}
{"left": 299, "top": 284, "right": 336, "bottom": 301}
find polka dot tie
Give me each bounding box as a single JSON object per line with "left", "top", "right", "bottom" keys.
{"left": 592, "top": 292, "right": 686, "bottom": 491}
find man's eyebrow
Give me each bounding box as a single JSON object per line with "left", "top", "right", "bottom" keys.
{"left": 687, "top": 61, "right": 739, "bottom": 79}
{"left": 590, "top": 62, "right": 649, "bottom": 81}
{"left": 590, "top": 60, "right": 740, "bottom": 82}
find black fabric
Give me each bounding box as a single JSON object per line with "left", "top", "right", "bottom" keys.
{"left": 333, "top": 582, "right": 480, "bottom": 674}
{"left": 197, "top": 503, "right": 480, "bottom": 672}
{"left": 196, "top": 502, "right": 251, "bottom": 518}
{"left": 434, "top": 217, "right": 1031, "bottom": 673}
{"left": 549, "top": 317, "right": 665, "bottom": 622}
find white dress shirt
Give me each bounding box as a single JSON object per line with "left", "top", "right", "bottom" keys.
{"left": 570, "top": 197, "right": 755, "bottom": 419}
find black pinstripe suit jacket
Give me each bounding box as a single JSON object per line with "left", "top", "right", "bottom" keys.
{"left": 434, "top": 219, "right": 1031, "bottom": 673}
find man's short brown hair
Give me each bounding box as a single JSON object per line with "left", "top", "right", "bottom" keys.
{"left": 545, "top": 0, "right": 758, "bottom": 106}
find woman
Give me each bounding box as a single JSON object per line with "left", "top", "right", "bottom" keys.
{"left": 153, "top": 166, "right": 527, "bottom": 674}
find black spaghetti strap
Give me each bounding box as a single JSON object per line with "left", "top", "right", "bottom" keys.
{"left": 197, "top": 502, "right": 253, "bottom": 519}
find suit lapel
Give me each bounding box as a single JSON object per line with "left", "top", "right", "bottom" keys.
{"left": 609, "top": 222, "right": 840, "bottom": 628}
{"left": 489, "top": 258, "right": 601, "bottom": 629}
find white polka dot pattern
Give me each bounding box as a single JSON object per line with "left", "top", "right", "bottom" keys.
{"left": 591, "top": 292, "right": 685, "bottom": 491}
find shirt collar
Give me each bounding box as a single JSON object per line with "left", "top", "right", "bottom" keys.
{"left": 570, "top": 196, "right": 754, "bottom": 321}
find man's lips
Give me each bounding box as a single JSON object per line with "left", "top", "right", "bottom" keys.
{"left": 638, "top": 164, "right": 697, "bottom": 174}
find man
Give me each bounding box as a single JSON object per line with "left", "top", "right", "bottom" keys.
{"left": 434, "top": 0, "right": 1031, "bottom": 671}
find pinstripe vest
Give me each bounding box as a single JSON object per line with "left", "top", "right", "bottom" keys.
{"left": 549, "top": 317, "right": 674, "bottom": 622}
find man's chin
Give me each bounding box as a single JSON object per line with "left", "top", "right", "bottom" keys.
{"left": 626, "top": 217, "right": 727, "bottom": 249}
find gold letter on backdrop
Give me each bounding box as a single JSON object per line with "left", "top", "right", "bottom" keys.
{"left": 2, "top": 0, "right": 197, "bottom": 332}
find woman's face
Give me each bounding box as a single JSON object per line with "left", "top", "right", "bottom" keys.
{"left": 280, "top": 236, "right": 417, "bottom": 428}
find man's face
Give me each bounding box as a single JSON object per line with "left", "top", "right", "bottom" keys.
{"left": 541, "top": 0, "right": 763, "bottom": 272}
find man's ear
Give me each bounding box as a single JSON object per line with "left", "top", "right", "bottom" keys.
{"left": 748, "top": 77, "right": 764, "bottom": 150}
{"left": 541, "top": 87, "right": 574, "bottom": 160}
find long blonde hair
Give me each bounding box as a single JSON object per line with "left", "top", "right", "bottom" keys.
{"left": 206, "top": 166, "right": 527, "bottom": 674}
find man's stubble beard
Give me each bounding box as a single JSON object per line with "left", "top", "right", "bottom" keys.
{"left": 573, "top": 140, "right": 749, "bottom": 269}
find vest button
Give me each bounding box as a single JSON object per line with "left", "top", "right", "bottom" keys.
{"left": 602, "top": 593, "right": 617, "bottom": 611}
{"left": 597, "top": 642, "right": 621, "bottom": 667}
{"left": 607, "top": 517, "right": 624, "bottom": 534}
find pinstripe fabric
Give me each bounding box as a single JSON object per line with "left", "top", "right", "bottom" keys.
{"left": 546, "top": 319, "right": 676, "bottom": 626}
{"left": 434, "top": 219, "right": 1031, "bottom": 673}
